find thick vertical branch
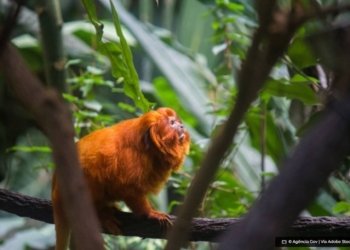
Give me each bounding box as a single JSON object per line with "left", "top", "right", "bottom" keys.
{"left": 36, "top": 0, "right": 66, "bottom": 92}
{"left": 0, "top": 0, "right": 23, "bottom": 53}
{"left": 0, "top": 43, "right": 103, "bottom": 250}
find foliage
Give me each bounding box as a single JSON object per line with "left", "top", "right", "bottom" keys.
{"left": 82, "top": 0, "right": 152, "bottom": 112}
{"left": 1, "top": 0, "right": 350, "bottom": 249}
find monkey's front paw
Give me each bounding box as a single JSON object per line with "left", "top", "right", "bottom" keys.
{"left": 99, "top": 207, "right": 123, "bottom": 235}
{"left": 147, "top": 210, "right": 172, "bottom": 227}
{"left": 102, "top": 219, "right": 122, "bottom": 235}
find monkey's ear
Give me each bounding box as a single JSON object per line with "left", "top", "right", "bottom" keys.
{"left": 148, "top": 124, "right": 166, "bottom": 153}
{"left": 143, "top": 127, "right": 161, "bottom": 150}
{"left": 143, "top": 129, "right": 152, "bottom": 149}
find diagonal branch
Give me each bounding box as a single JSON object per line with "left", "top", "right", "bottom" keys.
{"left": 219, "top": 98, "right": 350, "bottom": 249}
{"left": 165, "top": 1, "right": 305, "bottom": 249}
{"left": 0, "top": 43, "right": 104, "bottom": 250}
{"left": 219, "top": 4, "right": 350, "bottom": 249}
{"left": 167, "top": 1, "right": 350, "bottom": 249}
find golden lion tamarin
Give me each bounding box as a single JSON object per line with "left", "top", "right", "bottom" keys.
{"left": 52, "top": 107, "right": 190, "bottom": 250}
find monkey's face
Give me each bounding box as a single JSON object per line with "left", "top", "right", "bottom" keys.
{"left": 154, "top": 108, "right": 188, "bottom": 144}
{"left": 168, "top": 116, "right": 185, "bottom": 141}
{"left": 147, "top": 108, "right": 190, "bottom": 154}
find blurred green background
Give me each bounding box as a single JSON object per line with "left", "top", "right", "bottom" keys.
{"left": 1, "top": 0, "right": 350, "bottom": 249}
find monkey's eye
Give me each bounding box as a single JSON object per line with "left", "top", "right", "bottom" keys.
{"left": 169, "top": 117, "right": 176, "bottom": 126}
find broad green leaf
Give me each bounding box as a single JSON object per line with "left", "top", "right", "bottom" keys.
{"left": 288, "top": 37, "right": 316, "bottom": 69}
{"left": 262, "top": 78, "right": 319, "bottom": 105}
{"left": 333, "top": 201, "right": 350, "bottom": 214}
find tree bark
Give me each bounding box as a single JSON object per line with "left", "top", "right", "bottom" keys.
{"left": 0, "top": 43, "right": 104, "bottom": 250}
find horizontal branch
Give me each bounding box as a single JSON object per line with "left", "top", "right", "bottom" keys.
{"left": 0, "top": 189, "right": 350, "bottom": 241}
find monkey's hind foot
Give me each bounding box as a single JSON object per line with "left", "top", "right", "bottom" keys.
{"left": 147, "top": 210, "right": 172, "bottom": 228}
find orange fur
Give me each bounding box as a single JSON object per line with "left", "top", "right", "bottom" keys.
{"left": 52, "top": 107, "right": 190, "bottom": 250}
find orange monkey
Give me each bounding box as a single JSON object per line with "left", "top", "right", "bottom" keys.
{"left": 52, "top": 107, "right": 190, "bottom": 249}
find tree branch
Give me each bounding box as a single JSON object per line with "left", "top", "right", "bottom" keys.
{"left": 0, "top": 0, "right": 23, "bottom": 54}
{"left": 165, "top": 0, "right": 301, "bottom": 248}
{"left": 35, "top": 0, "right": 66, "bottom": 92}
{"left": 0, "top": 43, "right": 104, "bottom": 250}
{"left": 219, "top": 98, "right": 350, "bottom": 249}
{"left": 1, "top": 189, "right": 350, "bottom": 241}
{"left": 218, "top": 4, "right": 350, "bottom": 248}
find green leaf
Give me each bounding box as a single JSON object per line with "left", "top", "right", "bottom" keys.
{"left": 333, "top": 201, "right": 350, "bottom": 214}
{"left": 62, "top": 93, "right": 82, "bottom": 105}
{"left": 288, "top": 36, "right": 316, "bottom": 69}
{"left": 153, "top": 77, "right": 198, "bottom": 128}
{"left": 100, "top": 0, "right": 214, "bottom": 134}
{"left": 81, "top": 0, "right": 152, "bottom": 112}
{"left": 110, "top": 1, "right": 137, "bottom": 82}
{"left": 262, "top": 78, "right": 319, "bottom": 105}
{"left": 329, "top": 176, "right": 350, "bottom": 202}
{"left": 206, "top": 170, "right": 254, "bottom": 217}
{"left": 7, "top": 146, "right": 52, "bottom": 153}
{"left": 98, "top": 42, "right": 128, "bottom": 80}
{"left": 308, "top": 192, "right": 335, "bottom": 216}
{"left": 76, "top": 110, "right": 99, "bottom": 118}
{"left": 109, "top": 0, "right": 152, "bottom": 112}
{"left": 117, "top": 102, "right": 137, "bottom": 113}
{"left": 226, "top": 3, "right": 244, "bottom": 12}
{"left": 81, "top": 0, "right": 103, "bottom": 41}
{"left": 83, "top": 100, "right": 102, "bottom": 111}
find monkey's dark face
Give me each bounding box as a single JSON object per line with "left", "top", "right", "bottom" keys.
{"left": 168, "top": 115, "right": 185, "bottom": 141}
{"left": 154, "top": 108, "right": 188, "bottom": 144}
{"left": 146, "top": 108, "right": 190, "bottom": 155}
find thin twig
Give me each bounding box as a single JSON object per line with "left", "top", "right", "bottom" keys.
{"left": 260, "top": 100, "right": 267, "bottom": 191}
